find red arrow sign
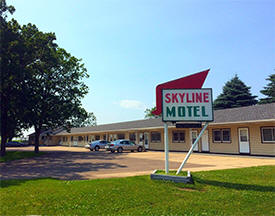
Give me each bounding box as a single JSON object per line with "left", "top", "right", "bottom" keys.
{"left": 152, "top": 69, "right": 210, "bottom": 115}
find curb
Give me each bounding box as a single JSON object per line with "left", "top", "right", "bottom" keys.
{"left": 150, "top": 170, "right": 194, "bottom": 184}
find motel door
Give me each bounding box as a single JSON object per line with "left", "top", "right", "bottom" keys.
{"left": 73, "top": 137, "right": 78, "bottom": 146}
{"left": 144, "top": 132, "right": 149, "bottom": 149}
{"left": 190, "top": 130, "right": 198, "bottom": 151}
{"left": 239, "top": 128, "right": 250, "bottom": 154}
{"left": 139, "top": 132, "right": 149, "bottom": 149}
{"left": 201, "top": 130, "right": 209, "bottom": 152}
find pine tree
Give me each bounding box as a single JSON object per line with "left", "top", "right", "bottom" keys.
{"left": 214, "top": 75, "right": 258, "bottom": 110}
{"left": 258, "top": 74, "right": 275, "bottom": 104}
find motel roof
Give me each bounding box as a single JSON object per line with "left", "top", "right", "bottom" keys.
{"left": 57, "top": 103, "right": 275, "bottom": 135}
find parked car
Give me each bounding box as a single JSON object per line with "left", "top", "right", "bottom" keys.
{"left": 105, "top": 139, "right": 144, "bottom": 153}
{"left": 6, "top": 141, "right": 24, "bottom": 147}
{"left": 88, "top": 140, "right": 110, "bottom": 151}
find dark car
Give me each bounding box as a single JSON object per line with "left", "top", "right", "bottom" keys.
{"left": 6, "top": 141, "right": 24, "bottom": 147}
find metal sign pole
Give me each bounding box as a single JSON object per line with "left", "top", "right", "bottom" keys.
{"left": 176, "top": 122, "right": 209, "bottom": 175}
{"left": 164, "top": 122, "right": 169, "bottom": 174}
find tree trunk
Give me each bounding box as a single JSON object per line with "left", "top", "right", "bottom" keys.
{"left": 0, "top": 136, "right": 7, "bottom": 157}
{"left": 34, "top": 126, "right": 41, "bottom": 154}
{"left": 0, "top": 93, "right": 7, "bottom": 157}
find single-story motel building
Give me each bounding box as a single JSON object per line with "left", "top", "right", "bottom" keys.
{"left": 31, "top": 103, "right": 275, "bottom": 156}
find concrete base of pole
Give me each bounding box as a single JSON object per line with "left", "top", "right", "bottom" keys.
{"left": 150, "top": 170, "right": 194, "bottom": 184}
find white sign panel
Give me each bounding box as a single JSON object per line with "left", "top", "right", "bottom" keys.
{"left": 162, "top": 88, "right": 213, "bottom": 122}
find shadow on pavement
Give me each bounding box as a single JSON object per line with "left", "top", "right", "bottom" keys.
{"left": 0, "top": 151, "right": 128, "bottom": 181}
{"left": 0, "top": 150, "right": 216, "bottom": 182}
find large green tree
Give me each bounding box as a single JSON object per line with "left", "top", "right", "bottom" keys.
{"left": 20, "top": 24, "right": 90, "bottom": 153}
{"left": 213, "top": 75, "right": 258, "bottom": 110}
{"left": 258, "top": 74, "right": 275, "bottom": 104}
{"left": 1, "top": 0, "right": 93, "bottom": 155}
{"left": 0, "top": 0, "right": 30, "bottom": 156}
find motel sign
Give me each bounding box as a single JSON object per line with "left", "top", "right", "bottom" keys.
{"left": 151, "top": 70, "right": 214, "bottom": 175}
{"left": 162, "top": 88, "right": 213, "bottom": 122}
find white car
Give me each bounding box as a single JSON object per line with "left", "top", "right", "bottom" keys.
{"left": 88, "top": 140, "right": 110, "bottom": 151}
{"left": 105, "top": 139, "right": 144, "bottom": 153}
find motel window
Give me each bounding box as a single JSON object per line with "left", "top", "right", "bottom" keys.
{"left": 139, "top": 133, "right": 144, "bottom": 142}
{"left": 95, "top": 135, "right": 100, "bottom": 140}
{"left": 172, "top": 131, "right": 185, "bottom": 143}
{"left": 71, "top": 136, "right": 73, "bottom": 141}
{"left": 86, "top": 136, "right": 88, "bottom": 141}
{"left": 129, "top": 133, "right": 136, "bottom": 142}
{"left": 103, "top": 134, "right": 106, "bottom": 140}
{"left": 91, "top": 135, "right": 95, "bottom": 141}
{"left": 222, "top": 129, "right": 230, "bottom": 142}
{"left": 213, "top": 129, "right": 231, "bottom": 143}
{"left": 113, "top": 134, "right": 118, "bottom": 141}
{"left": 151, "top": 132, "right": 161, "bottom": 143}
{"left": 78, "top": 136, "right": 83, "bottom": 141}
{"left": 261, "top": 127, "right": 275, "bottom": 143}
{"left": 117, "top": 134, "right": 125, "bottom": 139}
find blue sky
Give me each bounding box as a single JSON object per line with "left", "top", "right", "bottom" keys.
{"left": 9, "top": 0, "right": 275, "bottom": 126}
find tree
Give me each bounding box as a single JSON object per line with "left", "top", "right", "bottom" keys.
{"left": 258, "top": 74, "right": 275, "bottom": 104}
{"left": 0, "top": 1, "right": 29, "bottom": 156}
{"left": 70, "top": 111, "right": 97, "bottom": 128}
{"left": 213, "top": 75, "right": 257, "bottom": 110}
{"left": 144, "top": 107, "right": 160, "bottom": 119}
{"left": 20, "top": 24, "right": 90, "bottom": 153}
{"left": 1, "top": 0, "right": 93, "bottom": 155}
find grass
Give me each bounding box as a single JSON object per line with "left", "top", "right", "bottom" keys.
{"left": 0, "top": 151, "right": 45, "bottom": 162}
{"left": 155, "top": 170, "right": 188, "bottom": 176}
{"left": 0, "top": 165, "right": 274, "bottom": 215}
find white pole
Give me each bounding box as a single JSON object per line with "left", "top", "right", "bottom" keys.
{"left": 164, "top": 122, "right": 169, "bottom": 174}
{"left": 176, "top": 122, "right": 209, "bottom": 175}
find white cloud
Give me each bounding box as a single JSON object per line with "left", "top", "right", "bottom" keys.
{"left": 119, "top": 100, "right": 146, "bottom": 110}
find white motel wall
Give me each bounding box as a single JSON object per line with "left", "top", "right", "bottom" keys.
{"left": 48, "top": 103, "right": 275, "bottom": 156}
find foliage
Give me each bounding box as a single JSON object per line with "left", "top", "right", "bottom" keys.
{"left": 214, "top": 75, "right": 258, "bottom": 110}
{"left": 70, "top": 111, "right": 97, "bottom": 128}
{"left": 0, "top": 0, "right": 14, "bottom": 19}
{"left": 258, "top": 74, "right": 275, "bottom": 104}
{"left": 0, "top": 0, "right": 30, "bottom": 156}
{"left": 19, "top": 23, "right": 90, "bottom": 152}
{"left": 0, "top": 166, "right": 274, "bottom": 215}
{"left": 1, "top": 0, "right": 93, "bottom": 154}
{"left": 144, "top": 106, "right": 160, "bottom": 119}
{"left": 0, "top": 151, "right": 45, "bottom": 162}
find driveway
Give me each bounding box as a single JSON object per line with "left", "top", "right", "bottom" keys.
{"left": 1, "top": 146, "right": 274, "bottom": 180}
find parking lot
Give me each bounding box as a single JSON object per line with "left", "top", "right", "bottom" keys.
{"left": 1, "top": 146, "right": 274, "bottom": 180}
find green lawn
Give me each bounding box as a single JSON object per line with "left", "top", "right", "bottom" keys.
{"left": 0, "top": 166, "right": 274, "bottom": 215}
{"left": 0, "top": 151, "right": 45, "bottom": 162}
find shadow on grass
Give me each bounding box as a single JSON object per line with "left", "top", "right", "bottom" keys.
{"left": 0, "top": 151, "right": 45, "bottom": 163}
{"left": 195, "top": 177, "right": 275, "bottom": 192}
{"left": 0, "top": 177, "right": 56, "bottom": 188}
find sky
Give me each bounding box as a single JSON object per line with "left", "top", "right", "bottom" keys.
{"left": 8, "top": 0, "right": 275, "bottom": 130}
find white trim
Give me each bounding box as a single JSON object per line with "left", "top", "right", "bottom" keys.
{"left": 261, "top": 126, "right": 275, "bottom": 143}
{"left": 55, "top": 119, "right": 275, "bottom": 136}
{"left": 208, "top": 119, "right": 275, "bottom": 125}
{"left": 56, "top": 126, "right": 170, "bottom": 136}
{"left": 238, "top": 127, "right": 250, "bottom": 153}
